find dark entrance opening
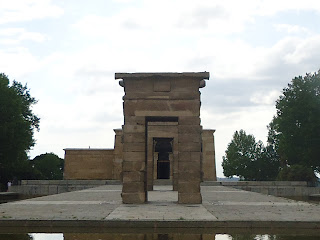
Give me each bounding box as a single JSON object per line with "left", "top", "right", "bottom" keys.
{"left": 154, "top": 138, "right": 173, "bottom": 179}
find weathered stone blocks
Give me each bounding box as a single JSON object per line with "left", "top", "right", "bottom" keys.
{"left": 124, "top": 100, "right": 200, "bottom": 117}
{"left": 178, "top": 192, "right": 202, "bottom": 204}
{"left": 154, "top": 79, "right": 171, "bottom": 92}
{"left": 178, "top": 125, "right": 201, "bottom": 134}
{"left": 122, "top": 161, "right": 145, "bottom": 172}
{"left": 178, "top": 152, "right": 201, "bottom": 162}
{"left": 122, "top": 182, "right": 145, "bottom": 193}
{"left": 123, "top": 143, "right": 145, "bottom": 152}
{"left": 123, "top": 152, "right": 145, "bottom": 161}
{"left": 178, "top": 134, "right": 201, "bottom": 143}
{"left": 179, "top": 172, "right": 201, "bottom": 181}
{"left": 116, "top": 72, "right": 209, "bottom": 204}
{"left": 123, "top": 132, "right": 145, "bottom": 143}
{"left": 178, "top": 142, "right": 201, "bottom": 152}
{"left": 121, "top": 192, "right": 146, "bottom": 204}
{"left": 178, "top": 181, "right": 201, "bottom": 193}
{"left": 124, "top": 91, "right": 201, "bottom": 100}
{"left": 123, "top": 124, "right": 145, "bottom": 133}
{"left": 122, "top": 171, "right": 145, "bottom": 183}
{"left": 178, "top": 116, "right": 201, "bottom": 125}
{"left": 64, "top": 149, "right": 114, "bottom": 180}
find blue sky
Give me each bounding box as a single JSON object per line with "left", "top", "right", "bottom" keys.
{"left": 1, "top": 0, "right": 320, "bottom": 177}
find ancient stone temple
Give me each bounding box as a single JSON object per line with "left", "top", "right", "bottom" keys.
{"left": 63, "top": 72, "right": 216, "bottom": 204}
{"left": 118, "top": 72, "right": 206, "bottom": 204}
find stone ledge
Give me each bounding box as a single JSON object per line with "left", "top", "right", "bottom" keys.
{"left": 115, "top": 72, "right": 209, "bottom": 80}
{"left": 202, "top": 181, "right": 308, "bottom": 187}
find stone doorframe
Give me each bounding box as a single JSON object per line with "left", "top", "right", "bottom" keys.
{"left": 146, "top": 118, "right": 179, "bottom": 191}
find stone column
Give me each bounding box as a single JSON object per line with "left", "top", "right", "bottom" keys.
{"left": 178, "top": 116, "right": 202, "bottom": 204}
{"left": 121, "top": 117, "right": 147, "bottom": 204}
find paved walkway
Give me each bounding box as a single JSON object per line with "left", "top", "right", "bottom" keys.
{"left": 0, "top": 185, "right": 320, "bottom": 232}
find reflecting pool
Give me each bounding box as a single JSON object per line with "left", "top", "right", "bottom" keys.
{"left": 1, "top": 233, "right": 320, "bottom": 240}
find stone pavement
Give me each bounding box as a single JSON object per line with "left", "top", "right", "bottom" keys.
{"left": 0, "top": 185, "right": 320, "bottom": 232}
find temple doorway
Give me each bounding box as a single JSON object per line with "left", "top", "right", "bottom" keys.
{"left": 154, "top": 138, "right": 173, "bottom": 180}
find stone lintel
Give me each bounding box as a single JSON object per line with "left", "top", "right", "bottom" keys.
{"left": 64, "top": 148, "right": 113, "bottom": 151}
{"left": 115, "top": 72, "right": 209, "bottom": 80}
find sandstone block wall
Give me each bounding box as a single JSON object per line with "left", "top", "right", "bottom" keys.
{"left": 64, "top": 149, "right": 114, "bottom": 180}
{"left": 121, "top": 116, "right": 147, "bottom": 204}
{"left": 178, "top": 117, "right": 202, "bottom": 204}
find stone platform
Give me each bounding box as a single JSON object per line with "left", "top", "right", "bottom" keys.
{"left": 0, "top": 185, "right": 320, "bottom": 233}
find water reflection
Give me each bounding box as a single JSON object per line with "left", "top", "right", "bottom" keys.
{"left": 31, "top": 233, "right": 63, "bottom": 240}
{"left": 0, "top": 233, "right": 319, "bottom": 240}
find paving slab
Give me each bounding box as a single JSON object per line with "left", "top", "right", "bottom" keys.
{"left": 106, "top": 204, "right": 216, "bottom": 221}
{"left": 0, "top": 185, "right": 320, "bottom": 232}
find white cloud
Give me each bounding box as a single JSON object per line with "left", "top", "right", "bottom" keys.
{"left": 284, "top": 36, "right": 320, "bottom": 65}
{"left": 274, "top": 24, "right": 310, "bottom": 35}
{"left": 71, "top": 1, "right": 320, "bottom": 81}
{"left": 0, "top": 47, "right": 41, "bottom": 77}
{"left": 250, "top": 90, "right": 280, "bottom": 105}
{"left": 0, "top": 28, "right": 47, "bottom": 44}
{"left": 253, "top": 0, "right": 320, "bottom": 15}
{"left": 0, "top": 0, "right": 64, "bottom": 24}
{"left": 73, "top": 2, "right": 249, "bottom": 37}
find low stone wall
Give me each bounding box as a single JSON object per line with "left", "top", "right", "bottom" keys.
{"left": 9, "top": 180, "right": 320, "bottom": 197}
{"left": 202, "top": 181, "right": 309, "bottom": 186}
{"left": 242, "top": 186, "right": 320, "bottom": 197}
{"left": 8, "top": 180, "right": 121, "bottom": 196}
{"left": 202, "top": 181, "right": 320, "bottom": 197}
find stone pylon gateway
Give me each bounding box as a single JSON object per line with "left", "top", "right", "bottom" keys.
{"left": 116, "top": 72, "right": 210, "bottom": 204}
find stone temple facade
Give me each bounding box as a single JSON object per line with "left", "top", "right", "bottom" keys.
{"left": 64, "top": 72, "right": 216, "bottom": 204}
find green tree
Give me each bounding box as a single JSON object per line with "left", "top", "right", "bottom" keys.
{"left": 268, "top": 70, "right": 320, "bottom": 178}
{"left": 0, "top": 73, "right": 40, "bottom": 190}
{"left": 277, "top": 164, "right": 317, "bottom": 184}
{"left": 222, "top": 130, "right": 280, "bottom": 180}
{"left": 31, "top": 153, "right": 64, "bottom": 180}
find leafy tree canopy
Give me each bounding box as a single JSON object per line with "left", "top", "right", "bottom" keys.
{"left": 222, "top": 130, "right": 280, "bottom": 181}
{"left": 268, "top": 71, "right": 320, "bottom": 174}
{"left": 31, "top": 153, "right": 64, "bottom": 180}
{"left": 277, "top": 164, "right": 317, "bottom": 184}
{"left": 0, "top": 73, "right": 40, "bottom": 190}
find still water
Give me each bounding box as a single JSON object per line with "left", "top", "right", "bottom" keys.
{"left": 0, "top": 233, "right": 319, "bottom": 240}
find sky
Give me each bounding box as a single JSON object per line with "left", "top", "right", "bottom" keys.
{"left": 1, "top": 0, "right": 320, "bottom": 178}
